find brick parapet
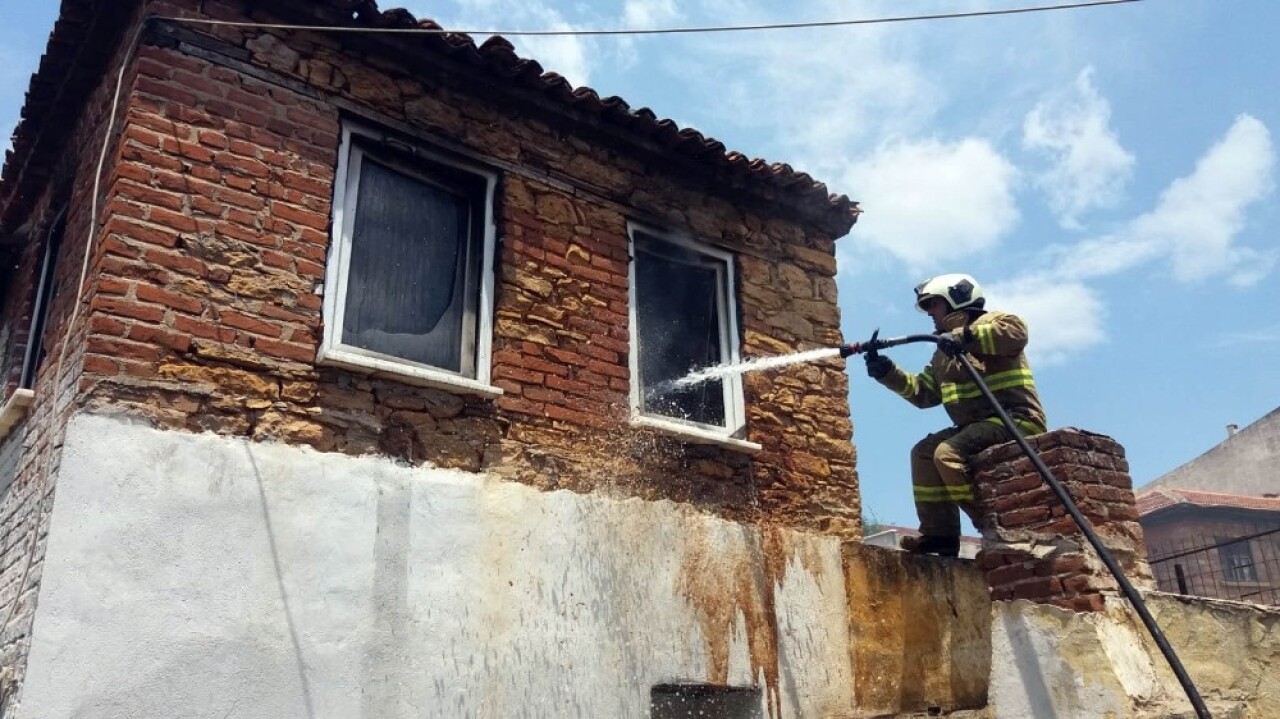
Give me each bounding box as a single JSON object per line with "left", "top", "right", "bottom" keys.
{"left": 972, "top": 428, "right": 1152, "bottom": 611}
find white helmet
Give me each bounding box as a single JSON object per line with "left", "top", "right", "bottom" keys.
{"left": 914, "top": 273, "right": 985, "bottom": 313}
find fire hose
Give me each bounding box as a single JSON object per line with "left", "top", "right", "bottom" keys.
{"left": 840, "top": 330, "right": 1211, "bottom": 719}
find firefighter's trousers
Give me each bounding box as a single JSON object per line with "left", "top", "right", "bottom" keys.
{"left": 910, "top": 422, "right": 1011, "bottom": 537}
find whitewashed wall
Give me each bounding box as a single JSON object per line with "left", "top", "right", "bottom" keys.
{"left": 19, "top": 413, "right": 854, "bottom": 719}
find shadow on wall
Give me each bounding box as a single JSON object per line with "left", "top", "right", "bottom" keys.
{"left": 244, "top": 441, "right": 317, "bottom": 719}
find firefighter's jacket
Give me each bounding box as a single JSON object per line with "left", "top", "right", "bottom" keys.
{"left": 875, "top": 310, "right": 1047, "bottom": 434}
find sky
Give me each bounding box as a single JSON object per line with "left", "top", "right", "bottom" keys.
{"left": 3, "top": 1, "right": 1278, "bottom": 531}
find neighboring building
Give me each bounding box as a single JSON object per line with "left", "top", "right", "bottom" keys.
{"left": 1138, "top": 489, "right": 1280, "bottom": 606}
{"left": 1141, "top": 407, "right": 1280, "bottom": 497}
{"left": 0, "top": 1, "right": 868, "bottom": 716}
{"left": 863, "top": 525, "right": 981, "bottom": 559}
{"left": 1136, "top": 407, "right": 1280, "bottom": 607}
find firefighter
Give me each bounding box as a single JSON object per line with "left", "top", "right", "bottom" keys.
{"left": 863, "top": 274, "right": 1047, "bottom": 557}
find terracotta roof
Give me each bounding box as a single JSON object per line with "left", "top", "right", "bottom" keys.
{"left": 2, "top": 0, "right": 860, "bottom": 234}
{"left": 1137, "top": 488, "right": 1280, "bottom": 517}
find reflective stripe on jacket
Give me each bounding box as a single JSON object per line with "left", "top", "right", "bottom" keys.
{"left": 876, "top": 309, "right": 1047, "bottom": 433}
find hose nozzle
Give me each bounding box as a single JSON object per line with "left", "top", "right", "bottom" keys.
{"left": 839, "top": 328, "right": 880, "bottom": 358}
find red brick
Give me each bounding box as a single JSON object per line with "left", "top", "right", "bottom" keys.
{"left": 219, "top": 311, "right": 282, "bottom": 338}
{"left": 254, "top": 338, "right": 315, "bottom": 363}
{"left": 86, "top": 335, "right": 163, "bottom": 362}
{"left": 1010, "top": 577, "right": 1062, "bottom": 601}
{"left": 142, "top": 248, "right": 205, "bottom": 276}
{"left": 493, "top": 365, "right": 543, "bottom": 385}
{"left": 127, "top": 323, "right": 193, "bottom": 353}
{"left": 986, "top": 562, "right": 1034, "bottom": 587}
{"left": 270, "top": 202, "right": 329, "bottom": 231}
{"left": 105, "top": 217, "right": 180, "bottom": 249}
{"left": 998, "top": 506, "right": 1050, "bottom": 528}
{"left": 497, "top": 396, "right": 546, "bottom": 416}
{"left": 115, "top": 181, "right": 185, "bottom": 211}
{"left": 92, "top": 296, "right": 165, "bottom": 323}
{"left": 174, "top": 315, "right": 237, "bottom": 342}
{"left": 136, "top": 284, "right": 204, "bottom": 315}
{"left": 89, "top": 315, "right": 128, "bottom": 336}
{"left": 82, "top": 354, "right": 120, "bottom": 376}
{"left": 586, "top": 359, "right": 628, "bottom": 380}
{"left": 258, "top": 303, "right": 315, "bottom": 325}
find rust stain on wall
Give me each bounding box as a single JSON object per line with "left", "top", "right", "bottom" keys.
{"left": 678, "top": 520, "right": 831, "bottom": 719}
{"left": 844, "top": 543, "right": 991, "bottom": 714}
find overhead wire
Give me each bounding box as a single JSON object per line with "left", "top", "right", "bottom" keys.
{"left": 155, "top": 0, "right": 1142, "bottom": 37}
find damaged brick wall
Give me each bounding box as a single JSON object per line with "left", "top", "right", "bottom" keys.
{"left": 50, "top": 1, "right": 859, "bottom": 534}
{"left": 0, "top": 4, "right": 157, "bottom": 702}
{"left": 973, "top": 428, "right": 1152, "bottom": 612}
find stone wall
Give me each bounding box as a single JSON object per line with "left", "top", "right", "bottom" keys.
{"left": 972, "top": 429, "right": 1151, "bottom": 612}
{"left": 65, "top": 1, "right": 858, "bottom": 535}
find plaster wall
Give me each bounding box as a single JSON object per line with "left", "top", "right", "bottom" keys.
{"left": 19, "top": 413, "right": 855, "bottom": 719}
{"left": 990, "top": 595, "right": 1280, "bottom": 718}
{"left": 1142, "top": 406, "right": 1280, "bottom": 495}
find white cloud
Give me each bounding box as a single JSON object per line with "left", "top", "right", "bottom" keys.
{"left": 991, "top": 114, "right": 1275, "bottom": 364}
{"left": 677, "top": 2, "right": 941, "bottom": 173}
{"left": 1023, "top": 67, "right": 1134, "bottom": 229}
{"left": 624, "top": 0, "right": 680, "bottom": 29}
{"left": 985, "top": 276, "right": 1106, "bottom": 366}
{"left": 1048, "top": 114, "right": 1275, "bottom": 286}
{"left": 842, "top": 137, "right": 1020, "bottom": 269}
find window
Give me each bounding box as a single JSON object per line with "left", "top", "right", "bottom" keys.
{"left": 320, "top": 122, "right": 500, "bottom": 396}
{"left": 20, "top": 210, "right": 66, "bottom": 390}
{"left": 1218, "top": 539, "right": 1257, "bottom": 583}
{"left": 628, "top": 225, "right": 750, "bottom": 447}
{"left": 0, "top": 209, "right": 61, "bottom": 442}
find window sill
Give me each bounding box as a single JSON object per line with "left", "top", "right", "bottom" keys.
{"left": 0, "top": 389, "right": 35, "bottom": 443}
{"left": 631, "top": 415, "right": 762, "bottom": 454}
{"left": 317, "top": 347, "right": 503, "bottom": 399}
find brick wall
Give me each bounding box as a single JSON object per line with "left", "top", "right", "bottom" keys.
{"left": 0, "top": 3, "right": 157, "bottom": 704}
{"left": 39, "top": 3, "right": 860, "bottom": 535}
{"left": 972, "top": 428, "right": 1152, "bottom": 612}
{"left": 1143, "top": 509, "right": 1280, "bottom": 603}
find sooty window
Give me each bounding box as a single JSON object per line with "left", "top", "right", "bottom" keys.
{"left": 628, "top": 225, "right": 745, "bottom": 440}
{"left": 319, "top": 122, "right": 499, "bottom": 395}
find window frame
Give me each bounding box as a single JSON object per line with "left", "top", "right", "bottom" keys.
{"left": 0, "top": 207, "right": 63, "bottom": 442}
{"left": 319, "top": 121, "right": 501, "bottom": 397}
{"left": 626, "top": 223, "right": 757, "bottom": 452}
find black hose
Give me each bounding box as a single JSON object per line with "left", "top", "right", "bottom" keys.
{"left": 847, "top": 333, "right": 1211, "bottom": 718}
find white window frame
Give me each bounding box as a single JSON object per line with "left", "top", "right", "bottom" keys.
{"left": 319, "top": 121, "right": 502, "bottom": 398}
{"left": 627, "top": 223, "right": 758, "bottom": 453}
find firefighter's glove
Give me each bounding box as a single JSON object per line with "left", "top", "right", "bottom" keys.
{"left": 865, "top": 353, "right": 893, "bottom": 379}
{"left": 936, "top": 331, "right": 965, "bottom": 358}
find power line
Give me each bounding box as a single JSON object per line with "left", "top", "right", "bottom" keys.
{"left": 154, "top": 0, "right": 1142, "bottom": 38}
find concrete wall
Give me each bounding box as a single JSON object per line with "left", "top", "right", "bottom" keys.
{"left": 20, "top": 413, "right": 857, "bottom": 718}
{"left": 1142, "top": 406, "right": 1280, "bottom": 496}
{"left": 990, "top": 595, "right": 1280, "bottom": 718}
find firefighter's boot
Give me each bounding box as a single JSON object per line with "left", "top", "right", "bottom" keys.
{"left": 900, "top": 534, "right": 960, "bottom": 558}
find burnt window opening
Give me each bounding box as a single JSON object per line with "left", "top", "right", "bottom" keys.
{"left": 650, "top": 683, "right": 763, "bottom": 719}
{"left": 19, "top": 210, "right": 67, "bottom": 390}
{"left": 630, "top": 227, "right": 744, "bottom": 436}
{"left": 320, "top": 121, "right": 499, "bottom": 392}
